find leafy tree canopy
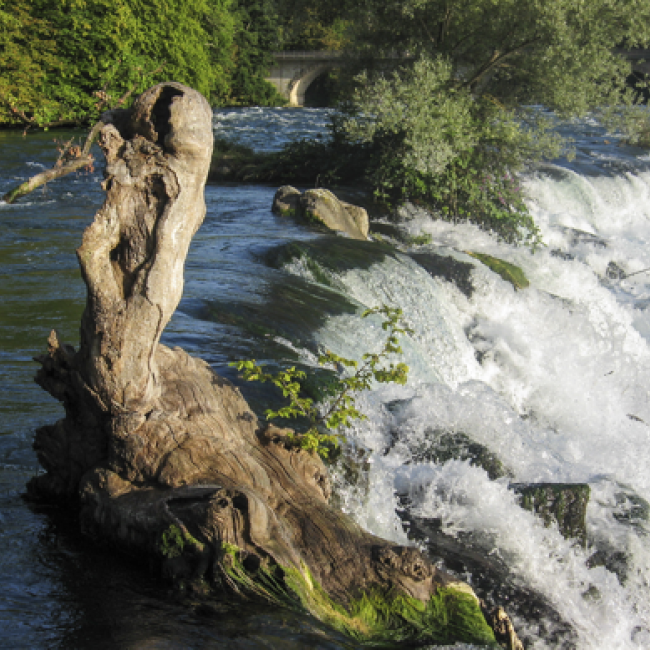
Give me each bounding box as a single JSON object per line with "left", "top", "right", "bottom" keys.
{"left": 229, "top": 0, "right": 286, "bottom": 105}
{"left": 276, "top": 0, "right": 351, "bottom": 51}
{"left": 347, "top": 0, "right": 650, "bottom": 114}
{"left": 0, "top": 0, "right": 282, "bottom": 127}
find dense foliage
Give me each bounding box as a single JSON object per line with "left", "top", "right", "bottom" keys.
{"left": 0, "top": 0, "right": 283, "bottom": 127}
{"left": 276, "top": 0, "right": 351, "bottom": 51}
{"left": 229, "top": 0, "right": 285, "bottom": 105}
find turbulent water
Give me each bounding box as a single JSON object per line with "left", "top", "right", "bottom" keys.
{"left": 2, "top": 108, "right": 650, "bottom": 649}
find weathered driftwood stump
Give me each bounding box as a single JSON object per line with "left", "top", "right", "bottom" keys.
{"left": 28, "top": 83, "right": 501, "bottom": 646}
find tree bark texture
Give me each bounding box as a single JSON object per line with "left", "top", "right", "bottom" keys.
{"left": 28, "top": 83, "right": 508, "bottom": 646}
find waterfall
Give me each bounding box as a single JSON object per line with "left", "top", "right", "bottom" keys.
{"left": 274, "top": 156, "right": 650, "bottom": 649}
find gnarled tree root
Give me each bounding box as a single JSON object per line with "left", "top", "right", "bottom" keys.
{"left": 27, "top": 82, "right": 517, "bottom": 647}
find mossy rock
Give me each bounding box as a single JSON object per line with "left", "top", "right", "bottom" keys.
{"left": 369, "top": 222, "right": 411, "bottom": 244}
{"left": 410, "top": 252, "right": 476, "bottom": 298}
{"left": 299, "top": 189, "right": 370, "bottom": 240}
{"left": 410, "top": 429, "right": 511, "bottom": 481}
{"left": 467, "top": 252, "right": 529, "bottom": 290}
{"left": 511, "top": 483, "right": 590, "bottom": 545}
{"left": 267, "top": 237, "right": 398, "bottom": 278}
{"left": 272, "top": 185, "right": 302, "bottom": 217}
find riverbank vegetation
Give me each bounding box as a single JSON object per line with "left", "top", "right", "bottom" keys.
{"left": 0, "top": 0, "right": 285, "bottom": 128}
{"left": 269, "top": 0, "right": 650, "bottom": 244}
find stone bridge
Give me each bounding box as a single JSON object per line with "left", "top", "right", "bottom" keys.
{"left": 267, "top": 49, "right": 650, "bottom": 107}
{"left": 266, "top": 51, "right": 344, "bottom": 106}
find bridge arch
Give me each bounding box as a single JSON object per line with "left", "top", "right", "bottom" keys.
{"left": 288, "top": 63, "right": 335, "bottom": 106}
{"left": 267, "top": 52, "right": 343, "bottom": 106}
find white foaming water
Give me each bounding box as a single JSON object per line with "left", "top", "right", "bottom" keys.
{"left": 213, "top": 106, "right": 334, "bottom": 152}
{"left": 280, "top": 157, "right": 650, "bottom": 647}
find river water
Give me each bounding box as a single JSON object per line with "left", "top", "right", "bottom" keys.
{"left": 1, "top": 108, "right": 650, "bottom": 649}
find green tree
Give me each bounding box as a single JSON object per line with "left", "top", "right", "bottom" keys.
{"left": 0, "top": 0, "right": 249, "bottom": 126}
{"left": 348, "top": 0, "right": 650, "bottom": 114}
{"left": 278, "top": 0, "right": 650, "bottom": 243}
{"left": 229, "top": 0, "right": 286, "bottom": 105}
{"left": 276, "top": 0, "right": 351, "bottom": 51}
{"left": 0, "top": 0, "right": 89, "bottom": 126}
{"left": 129, "top": 0, "right": 236, "bottom": 103}
{"left": 0, "top": 0, "right": 161, "bottom": 126}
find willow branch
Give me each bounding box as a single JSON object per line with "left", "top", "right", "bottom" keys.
{"left": 462, "top": 36, "right": 542, "bottom": 91}
{"left": 1, "top": 117, "right": 106, "bottom": 204}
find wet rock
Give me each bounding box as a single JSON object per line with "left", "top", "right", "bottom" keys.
{"left": 266, "top": 237, "right": 397, "bottom": 289}
{"left": 410, "top": 252, "right": 476, "bottom": 298}
{"left": 606, "top": 261, "right": 626, "bottom": 280}
{"left": 482, "top": 605, "right": 525, "bottom": 650}
{"left": 384, "top": 422, "right": 511, "bottom": 481}
{"left": 587, "top": 482, "right": 649, "bottom": 583}
{"left": 413, "top": 429, "right": 510, "bottom": 481}
{"left": 301, "top": 189, "right": 369, "bottom": 240}
{"left": 272, "top": 185, "right": 302, "bottom": 217}
{"left": 271, "top": 187, "right": 369, "bottom": 240}
{"left": 399, "top": 512, "right": 579, "bottom": 649}
{"left": 368, "top": 221, "right": 408, "bottom": 243}
{"left": 511, "top": 483, "right": 590, "bottom": 545}
{"left": 558, "top": 226, "right": 607, "bottom": 249}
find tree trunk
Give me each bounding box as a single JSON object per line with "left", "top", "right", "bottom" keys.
{"left": 28, "top": 82, "right": 510, "bottom": 647}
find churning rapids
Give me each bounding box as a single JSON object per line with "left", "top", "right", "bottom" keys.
{"left": 2, "top": 107, "right": 650, "bottom": 649}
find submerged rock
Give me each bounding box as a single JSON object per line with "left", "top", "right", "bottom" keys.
{"left": 266, "top": 237, "right": 398, "bottom": 291}
{"left": 467, "top": 252, "right": 530, "bottom": 290}
{"left": 410, "top": 252, "right": 476, "bottom": 298}
{"left": 411, "top": 429, "right": 511, "bottom": 481}
{"left": 272, "top": 186, "right": 369, "bottom": 240}
{"left": 586, "top": 481, "right": 649, "bottom": 584}
{"left": 511, "top": 483, "right": 590, "bottom": 546}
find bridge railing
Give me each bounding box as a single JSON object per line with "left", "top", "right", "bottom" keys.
{"left": 271, "top": 51, "right": 346, "bottom": 60}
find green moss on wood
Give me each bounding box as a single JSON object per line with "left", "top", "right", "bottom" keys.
{"left": 158, "top": 524, "right": 205, "bottom": 559}
{"left": 159, "top": 524, "right": 185, "bottom": 559}
{"left": 284, "top": 565, "right": 497, "bottom": 646}
{"left": 217, "top": 545, "right": 496, "bottom": 646}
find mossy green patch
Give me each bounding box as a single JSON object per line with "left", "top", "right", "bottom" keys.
{"left": 514, "top": 483, "right": 590, "bottom": 545}
{"left": 158, "top": 524, "right": 205, "bottom": 559}
{"left": 406, "top": 233, "right": 433, "bottom": 246}
{"left": 284, "top": 566, "right": 497, "bottom": 646}
{"left": 159, "top": 524, "right": 185, "bottom": 559}
{"left": 467, "top": 252, "right": 529, "bottom": 290}
{"left": 218, "top": 545, "right": 496, "bottom": 646}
